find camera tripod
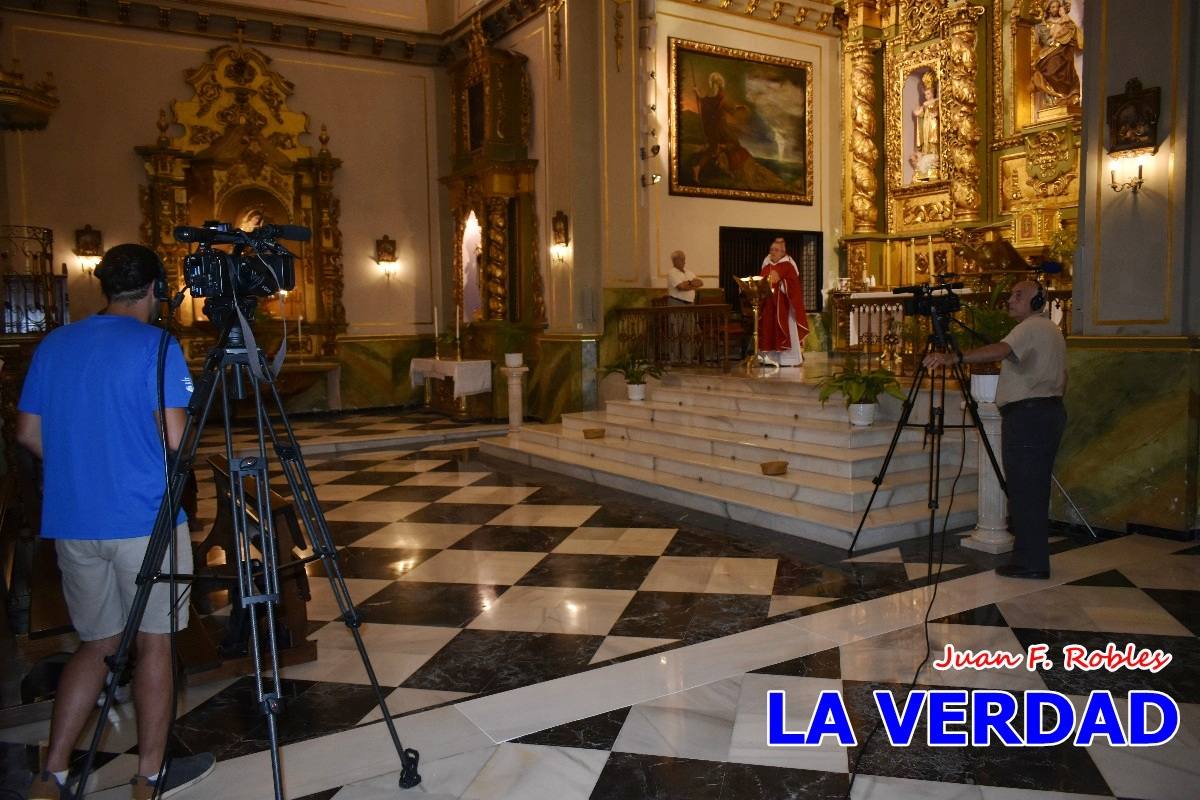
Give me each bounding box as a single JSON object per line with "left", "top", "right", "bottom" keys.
{"left": 846, "top": 311, "right": 1005, "bottom": 559}
{"left": 76, "top": 321, "right": 421, "bottom": 799}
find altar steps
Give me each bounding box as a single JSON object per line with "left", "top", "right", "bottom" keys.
{"left": 481, "top": 371, "right": 980, "bottom": 550}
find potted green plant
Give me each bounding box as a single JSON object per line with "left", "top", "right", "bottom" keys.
{"left": 602, "top": 353, "right": 665, "bottom": 401}
{"left": 817, "top": 359, "right": 904, "bottom": 426}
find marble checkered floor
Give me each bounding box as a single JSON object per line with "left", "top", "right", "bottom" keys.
{"left": 2, "top": 439, "right": 1196, "bottom": 799}
{"left": 194, "top": 409, "right": 507, "bottom": 458}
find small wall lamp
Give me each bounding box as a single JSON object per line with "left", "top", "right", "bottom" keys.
{"left": 74, "top": 224, "right": 103, "bottom": 276}
{"left": 641, "top": 173, "right": 662, "bottom": 187}
{"left": 375, "top": 234, "right": 398, "bottom": 278}
{"left": 1108, "top": 156, "right": 1144, "bottom": 195}
{"left": 550, "top": 211, "right": 570, "bottom": 261}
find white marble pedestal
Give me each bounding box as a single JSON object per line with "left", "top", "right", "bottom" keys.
{"left": 500, "top": 366, "right": 529, "bottom": 433}
{"left": 962, "top": 401, "right": 1014, "bottom": 554}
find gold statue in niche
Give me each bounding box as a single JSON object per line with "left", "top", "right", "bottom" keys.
{"left": 1031, "top": 0, "right": 1083, "bottom": 114}
{"left": 910, "top": 71, "right": 939, "bottom": 182}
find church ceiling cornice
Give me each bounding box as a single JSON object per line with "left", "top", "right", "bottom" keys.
{"left": 0, "top": 0, "right": 546, "bottom": 67}
{"left": 681, "top": 0, "right": 844, "bottom": 37}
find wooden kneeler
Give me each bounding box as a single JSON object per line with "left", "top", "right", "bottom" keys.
{"left": 179, "top": 455, "right": 318, "bottom": 683}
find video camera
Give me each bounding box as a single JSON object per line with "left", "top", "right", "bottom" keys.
{"left": 891, "top": 274, "right": 965, "bottom": 318}
{"left": 173, "top": 221, "right": 309, "bottom": 330}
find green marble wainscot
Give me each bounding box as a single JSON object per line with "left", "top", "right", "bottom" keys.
{"left": 1051, "top": 339, "right": 1200, "bottom": 534}
{"left": 337, "top": 335, "right": 435, "bottom": 410}
{"left": 599, "top": 288, "right": 658, "bottom": 371}
{"left": 527, "top": 335, "right": 596, "bottom": 422}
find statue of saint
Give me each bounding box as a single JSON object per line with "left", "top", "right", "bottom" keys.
{"left": 1032, "top": 0, "right": 1083, "bottom": 110}
{"left": 909, "top": 72, "right": 939, "bottom": 182}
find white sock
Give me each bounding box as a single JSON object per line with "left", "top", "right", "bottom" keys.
{"left": 53, "top": 769, "right": 69, "bottom": 784}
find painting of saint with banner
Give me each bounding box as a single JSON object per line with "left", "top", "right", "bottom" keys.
{"left": 669, "top": 38, "right": 814, "bottom": 205}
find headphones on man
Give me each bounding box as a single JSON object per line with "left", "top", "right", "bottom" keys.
{"left": 1030, "top": 280, "right": 1046, "bottom": 312}
{"left": 152, "top": 259, "right": 169, "bottom": 302}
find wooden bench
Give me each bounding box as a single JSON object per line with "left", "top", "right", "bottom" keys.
{"left": 181, "top": 455, "right": 317, "bottom": 680}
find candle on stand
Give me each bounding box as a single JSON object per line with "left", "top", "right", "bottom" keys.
{"left": 433, "top": 305, "right": 439, "bottom": 336}
{"left": 927, "top": 235, "right": 935, "bottom": 274}
{"left": 298, "top": 315, "right": 303, "bottom": 347}
{"left": 455, "top": 309, "right": 460, "bottom": 342}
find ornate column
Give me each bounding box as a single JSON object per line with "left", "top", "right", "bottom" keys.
{"left": 483, "top": 195, "right": 510, "bottom": 320}
{"left": 962, "top": 401, "right": 1014, "bottom": 554}
{"left": 847, "top": 39, "right": 883, "bottom": 233}
{"left": 297, "top": 126, "right": 346, "bottom": 355}
{"left": 940, "top": 3, "right": 985, "bottom": 222}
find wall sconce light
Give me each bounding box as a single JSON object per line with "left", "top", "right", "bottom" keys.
{"left": 1105, "top": 77, "right": 1159, "bottom": 196}
{"left": 550, "top": 211, "right": 570, "bottom": 262}
{"left": 375, "top": 234, "right": 398, "bottom": 278}
{"left": 74, "top": 224, "right": 103, "bottom": 276}
{"left": 641, "top": 173, "right": 662, "bottom": 187}
{"left": 1108, "top": 157, "right": 1144, "bottom": 194}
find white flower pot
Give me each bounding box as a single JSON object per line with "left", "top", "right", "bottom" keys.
{"left": 848, "top": 402, "right": 877, "bottom": 427}
{"left": 504, "top": 352, "right": 524, "bottom": 368}
{"left": 627, "top": 382, "right": 647, "bottom": 401}
{"left": 971, "top": 373, "right": 1000, "bottom": 404}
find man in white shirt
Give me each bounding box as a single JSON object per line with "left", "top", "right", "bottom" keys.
{"left": 666, "top": 250, "right": 703, "bottom": 305}
{"left": 923, "top": 279, "right": 1067, "bottom": 580}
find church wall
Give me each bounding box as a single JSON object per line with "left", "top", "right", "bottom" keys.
{"left": 1072, "top": 0, "right": 1194, "bottom": 336}
{"left": 621, "top": 2, "right": 842, "bottom": 296}
{"left": 0, "top": 12, "right": 446, "bottom": 411}
{"left": 1051, "top": 0, "right": 1199, "bottom": 534}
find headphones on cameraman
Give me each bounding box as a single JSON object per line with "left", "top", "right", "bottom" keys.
{"left": 1030, "top": 280, "right": 1046, "bottom": 312}
{"left": 152, "top": 258, "right": 169, "bottom": 302}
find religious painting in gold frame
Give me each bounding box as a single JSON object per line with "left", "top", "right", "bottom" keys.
{"left": 668, "top": 38, "right": 813, "bottom": 205}
{"left": 996, "top": 0, "right": 1085, "bottom": 139}
{"left": 884, "top": 44, "right": 951, "bottom": 233}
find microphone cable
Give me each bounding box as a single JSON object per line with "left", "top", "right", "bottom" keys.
{"left": 843, "top": 391, "right": 970, "bottom": 799}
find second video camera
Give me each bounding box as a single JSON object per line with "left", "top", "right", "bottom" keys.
{"left": 892, "top": 274, "right": 964, "bottom": 318}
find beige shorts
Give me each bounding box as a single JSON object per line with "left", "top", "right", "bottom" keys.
{"left": 55, "top": 522, "right": 193, "bottom": 641}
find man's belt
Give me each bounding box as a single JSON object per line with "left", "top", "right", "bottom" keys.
{"left": 998, "top": 396, "right": 1063, "bottom": 416}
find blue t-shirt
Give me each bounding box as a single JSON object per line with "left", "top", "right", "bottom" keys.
{"left": 18, "top": 314, "right": 194, "bottom": 539}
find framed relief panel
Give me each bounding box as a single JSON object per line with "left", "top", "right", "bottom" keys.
{"left": 668, "top": 38, "right": 813, "bottom": 205}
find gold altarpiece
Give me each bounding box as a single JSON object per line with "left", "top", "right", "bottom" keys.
{"left": 441, "top": 21, "right": 546, "bottom": 350}
{"left": 838, "top": 0, "right": 1079, "bottom": 326}
{"left": 136, "top": 44, "right": 345, "bottom": 363}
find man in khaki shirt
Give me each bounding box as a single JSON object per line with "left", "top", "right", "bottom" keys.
{"left": 924, "top": 280, "right": 1067, "bottom": 579}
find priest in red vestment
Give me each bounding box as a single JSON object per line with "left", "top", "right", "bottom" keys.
{"left": 758, "top": 238, "right": 809, "bottom": 366}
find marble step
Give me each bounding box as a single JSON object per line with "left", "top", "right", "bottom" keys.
{"left": 657, "top": 374, "right": 971, "bottom": 426}
{"left": 651, "top": 385, "right": 855, "bottom": 423}
{"left": 515, "top": 424, "right": 977, "bottom": 513}
{"left": 663, "top": 371, "right": 825, "bottom": 399}
{"left": 601, "top": 399, "right": 917, "bottom": 449}
{"left": 559, "top": 411, "right": 976, "bottom": 480}
{"left": 480, "top": 434, "right": 979, "bottom": 550}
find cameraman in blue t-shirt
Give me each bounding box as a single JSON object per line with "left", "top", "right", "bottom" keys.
{"left": 18, "top": 244, "right": 214, "bottom": 799}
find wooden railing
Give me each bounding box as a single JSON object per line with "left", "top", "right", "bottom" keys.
{"left": 613, "top": 304, "right": 732, "bottom": 372}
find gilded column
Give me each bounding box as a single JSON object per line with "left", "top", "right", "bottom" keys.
{"left": 941, "top": 3, "right": 985, "bottom": 221}
{"left": 847, "top": 39, "right": 883, "bottom": 233}
{"left": 484, "top": 195, "right": 509, "bottom": 320}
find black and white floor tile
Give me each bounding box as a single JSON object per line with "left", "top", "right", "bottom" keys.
{"left": 3, "top": 420, "right": 1197, "bottom": 799}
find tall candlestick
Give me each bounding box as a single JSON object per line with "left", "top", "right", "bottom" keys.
{"left": 433, "top": 305, "right": 439, "bottom": 336}
{"left": 927, "top": 235, "right": 935, "bottom": 274}
{"left": 298, "top": 315, "right": 303, "bottom": 347}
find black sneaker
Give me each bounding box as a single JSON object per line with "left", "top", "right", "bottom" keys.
{"left": 131, "top": 753, "right": 216, "bottom": 799}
